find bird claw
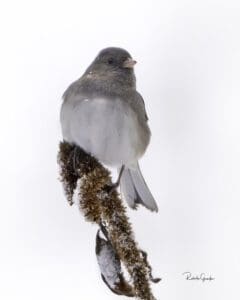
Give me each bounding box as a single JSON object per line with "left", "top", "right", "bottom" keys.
{"left": 103, "top": 165, "right": 125, "bottom": 194}
{"left": 103, "top": 182, "right": 119, "bottom": 195}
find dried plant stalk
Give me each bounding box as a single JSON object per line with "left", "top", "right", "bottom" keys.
{"left": 58, "top": 141, "right": 158, "bottom": 300}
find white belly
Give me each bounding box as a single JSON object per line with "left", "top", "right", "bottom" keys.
{"left": 60, "top": 97, "right": 148, "bottom": 166}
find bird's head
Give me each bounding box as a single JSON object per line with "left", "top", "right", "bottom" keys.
{"left": 84, "top": 47, "right": 137, "bottom": 89}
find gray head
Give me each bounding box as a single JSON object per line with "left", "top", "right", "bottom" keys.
{"left": 82, "top": 47, "right": 137, "bottom": 92}
{"left": 88, "top": 47, "right": 136, "bottom": 72}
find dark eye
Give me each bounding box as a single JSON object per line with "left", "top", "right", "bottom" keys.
{"left": 107, "top": 58, "right": 114, "bottom": 65}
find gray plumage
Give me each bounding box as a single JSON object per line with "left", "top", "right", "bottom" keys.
{"left": 95, "top": 229, "right": 134, "bottom": 297}
{"left": 60, "top": 47, "right": 158, "bottom": 212}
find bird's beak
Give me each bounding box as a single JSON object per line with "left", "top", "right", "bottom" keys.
{"left": 122, "top": 58, "right": 137, "bottom": 68}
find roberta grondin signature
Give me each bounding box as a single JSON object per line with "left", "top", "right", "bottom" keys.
{"left": 182, "top": 272, "right": 215, "bottom": 282}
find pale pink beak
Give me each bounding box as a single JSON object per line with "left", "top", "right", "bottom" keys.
{"left": 122, "top": 58, "right": 137, "bottom": 68}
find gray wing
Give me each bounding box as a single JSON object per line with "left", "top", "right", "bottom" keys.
{"left": 62, "top": 79, "right": 82, "bottom": 100}
{"left": 134, "top": 92, "right": 149, "bottom": 121}
{"left": 60, "top": 80, "right": 87, "bottom": 144}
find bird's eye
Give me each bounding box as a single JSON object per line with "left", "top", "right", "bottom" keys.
{"left": 107, "top": 58, "right": 114, "bottom": 65}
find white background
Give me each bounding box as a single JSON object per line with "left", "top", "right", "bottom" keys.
{"left": 1, "top": 0, "right": 240, "bottom": 299}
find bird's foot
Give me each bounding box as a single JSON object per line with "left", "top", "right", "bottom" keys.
{"left": 103, "top": 165, "right": 125, "bottom": 195}
{"left": 103, "top": 181, "right": 120, "bottom": 195}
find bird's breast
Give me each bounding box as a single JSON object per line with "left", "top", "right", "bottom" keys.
{"left": 60, "top": 97, "right": 150, "bottom": 166}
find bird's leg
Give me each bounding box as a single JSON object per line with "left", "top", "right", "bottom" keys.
{"left": 104, "top": 165, "right": 125, "bottom": 194}
{"left": 115, "top": 165, "right": 125, "bottom": 187}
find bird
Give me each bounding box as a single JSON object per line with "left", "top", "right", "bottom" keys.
{"left": 60, "top": 47, "right": 158, "bottom": 212}
{"left": 95, "top": 226, "right": 134, "bottom": 297}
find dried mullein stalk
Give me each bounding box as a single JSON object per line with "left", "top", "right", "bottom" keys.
{"left": 58, "top": 141, "right": 159, "bottom": 300}
{"left": 140, "top": 250, "right": 161, "bottom": 284}
{"left": 58, "top": 142, "right": 78, "bottom": 206}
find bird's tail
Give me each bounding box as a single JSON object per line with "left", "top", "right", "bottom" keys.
{"left": 119, "top": 162, "right": 158, "bottom": 212}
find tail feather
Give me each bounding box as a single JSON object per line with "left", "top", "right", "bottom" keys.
{"left": 119, "top": 162, "right": 158, "bottom": 212}
{"left": 119, "top": 167, "right": 136, "bottom": 209}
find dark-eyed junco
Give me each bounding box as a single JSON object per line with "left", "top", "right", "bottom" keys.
{"left": 60, "top": 47, "right": 158, "bottom": 212}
